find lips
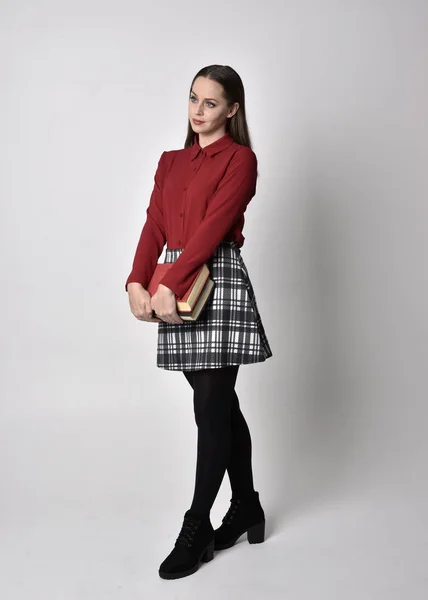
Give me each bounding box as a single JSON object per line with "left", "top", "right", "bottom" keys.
{"left": 193, "top": 119, "right": 205, "bottom": 124}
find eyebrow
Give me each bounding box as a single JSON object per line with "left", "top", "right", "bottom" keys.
{"left": 190, "top": 90, "right": 219, "bottom": 102}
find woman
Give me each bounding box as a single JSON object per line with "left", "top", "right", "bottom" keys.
{"left": 125, "top": 64, "right": 273, "bottom": 580}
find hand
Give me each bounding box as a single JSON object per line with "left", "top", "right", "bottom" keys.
{"left": 151, "top": 284, "right": 184, "bottom": 324}
{"left": 127, "top": 282, "right": 161, "bottom": 322}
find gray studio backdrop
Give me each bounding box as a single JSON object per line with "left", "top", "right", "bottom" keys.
{"left": 1, "top": 1, "right": 427, "bottom": 599}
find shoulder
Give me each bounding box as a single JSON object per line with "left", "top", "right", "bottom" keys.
{"left": 154, "top": 149, "right": 181, "bottom": 177}
{"left": 235, "top": 143, "right": 257, "bottom": 159}
{"left": 158, "top": 148, "right": 181, "bottom": 163}
{"left": 161, "top": 148, "right": 181, "bottom": 158}
{"left": 228, "top": 143, "right": 258, "bottom": 172}
{"left": 158, "top": 148, "right": 184, "bottom": 170}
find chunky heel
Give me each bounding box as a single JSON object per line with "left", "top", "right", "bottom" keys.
{"left": 247, "top": 520, "right": 265, "bottom": 544}
{"left": 200, "top": 538, "right": 215, "bottom": 563}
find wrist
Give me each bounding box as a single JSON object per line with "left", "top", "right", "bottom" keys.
{"left": 127, "top": 282, "right": 145, "bottom": 291}
{"left": 158, "top": 283, "right": 174, "bottom": 294}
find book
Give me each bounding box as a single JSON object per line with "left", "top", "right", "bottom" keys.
{"left": 147, "top": 263, "right": 215, "bottom": 322}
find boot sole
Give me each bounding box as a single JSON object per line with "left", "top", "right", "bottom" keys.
{"left": 214, "top": 520, "right": 266, "bottom": 551}
{"left": 159, "top": 538, "right": 215, "bottom": 580}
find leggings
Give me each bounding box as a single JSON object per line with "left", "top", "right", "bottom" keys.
{"left": 183, "top": 365, "right": 255, "bottom": 517}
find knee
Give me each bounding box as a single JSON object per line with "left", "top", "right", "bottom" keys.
{"left": 193, "top": 394, "right": 232, "bottom": 429}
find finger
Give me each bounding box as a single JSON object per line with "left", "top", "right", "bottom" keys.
{"left": 174, "top": 310, "right": 185, "bottom": 323}
{"left": 138, "top": 313, "right": 152, "bottom": 321}
{"left": 162, "top": 317, "right": 175, "bottom": 324}
{"left": 171, "top": 313, "right": 184, "bottom": 324}
{"left": 147, "top": 311, "right": 161, "bottom": 322}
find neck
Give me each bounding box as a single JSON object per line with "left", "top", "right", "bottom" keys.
{"left": 198, "top": 129, "right": 228, "bottom": 149}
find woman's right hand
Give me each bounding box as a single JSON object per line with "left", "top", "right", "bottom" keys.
{"left": 127, "top": 282, "right": 161, "bottom": 322}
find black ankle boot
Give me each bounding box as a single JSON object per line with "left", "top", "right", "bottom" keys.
{"left": 214, "top": 490, "right": 266, "bottom": 551}
{"left": 158, "top": 510, "right": 215, "bottom": 580}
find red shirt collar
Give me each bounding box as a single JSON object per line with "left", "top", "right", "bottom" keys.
{"left": 190, "top": 132, "right": 234, "bottom": 160}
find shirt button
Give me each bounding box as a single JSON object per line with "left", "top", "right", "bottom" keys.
{"left": 180, "top": 212, "right": 183, "bottom": 217}
{"left": 178, "top": 240, "right": 182, "bottom": 245}
{"left": 183, "top": 187, "right": 187, "bottom": 191}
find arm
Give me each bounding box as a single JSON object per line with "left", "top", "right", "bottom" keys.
{"left": 158, "top": 147, "right": 257, "bottom": 298}
{"left": 125, "top": 151, "right": 168, "bottom": 292}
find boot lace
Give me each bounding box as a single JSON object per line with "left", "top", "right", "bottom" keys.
{"left": 175, "top": 515, "right": 200, "bottom": 547}
{"left": 222, "top": 498, "right": 241, "bottom": 525}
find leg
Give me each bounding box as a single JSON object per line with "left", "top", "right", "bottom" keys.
{"left": 187, "top": 365, "right": 239, "bottom": 517}
{"left": 183, "top": 369, "right": 256, "bottom": 498}
{"left": 228, "top": 390, "right": 255, "bottom": 498}
{"left": 181, "top": 367, "right": 265, "bottom": 555}
{"left": 183, "top": 370, "right": 194, "bottom": 388}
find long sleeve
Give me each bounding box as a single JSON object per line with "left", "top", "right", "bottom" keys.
{"left": 125, "top": 151, "right": 168, "bottom": 291}
{"left": 158, "top": 147, "right": 257, "bottom": 298}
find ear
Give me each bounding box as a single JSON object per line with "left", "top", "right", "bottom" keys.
{"left": 227, "top": 102, "right": 239, "bottom": 118}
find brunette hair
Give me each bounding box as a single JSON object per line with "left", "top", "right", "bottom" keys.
{"left": 184, "top": 65, "right": 253, "bottom": 149}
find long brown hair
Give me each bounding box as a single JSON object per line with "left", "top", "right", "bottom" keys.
{"left": 184, "top": 65, "right": 253, "bottom": 150}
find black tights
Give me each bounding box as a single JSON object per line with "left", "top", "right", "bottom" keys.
{"left": 183, "top": 365, "right": 255, "bottom": 518}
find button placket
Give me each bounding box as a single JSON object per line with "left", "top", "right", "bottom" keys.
{"left": 179, "top": 153, "right": 204, "bottom": 247}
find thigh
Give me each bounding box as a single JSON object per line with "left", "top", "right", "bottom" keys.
{"left": 183, "top": 370, "right": 194, "bottom": 389}
{"left": 183, "top": 366, "right": 239, "bottom": 391}
{"left": 191, "top": 366, "right": 239, "bottom": 424}
{"left": 192, "top": 365, "right": 239, "bottom": 395}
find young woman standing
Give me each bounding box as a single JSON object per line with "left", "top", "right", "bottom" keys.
{"left": 125, "top": 64, "right": 273, "bottom": 580}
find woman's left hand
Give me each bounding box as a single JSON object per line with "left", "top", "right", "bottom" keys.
{"left": 151, "top": 284, "right": 184, "bottom": 324}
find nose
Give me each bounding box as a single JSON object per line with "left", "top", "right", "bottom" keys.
{"left": 195, "top": 101, "right": 204, "bottom": 116}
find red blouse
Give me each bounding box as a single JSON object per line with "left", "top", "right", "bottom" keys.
{"left": 125, "top": 131, "right": 258, "bottom": 299}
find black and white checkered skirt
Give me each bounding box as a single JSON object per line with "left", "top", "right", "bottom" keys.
{"left": 156, "top": 241, "right": 273, "bottom": 370}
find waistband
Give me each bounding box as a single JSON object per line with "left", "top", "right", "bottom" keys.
{"left": 166, "top": 240, "right": 239, "bottom": 251}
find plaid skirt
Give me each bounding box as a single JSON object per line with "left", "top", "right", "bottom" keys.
{"left": 156, "top": 241, "right": 273, "bottom": 371}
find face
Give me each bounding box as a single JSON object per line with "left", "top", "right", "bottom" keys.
{"left": 189, "top": 76, "right": 239, "bottom": 136}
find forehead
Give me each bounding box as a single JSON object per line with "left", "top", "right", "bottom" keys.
{"left": 191, "top": 77, "right": 224, "bottom": 100}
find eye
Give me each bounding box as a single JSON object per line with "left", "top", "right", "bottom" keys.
{"left": 189, "top": 95, "right": 216, "bottom": 108}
